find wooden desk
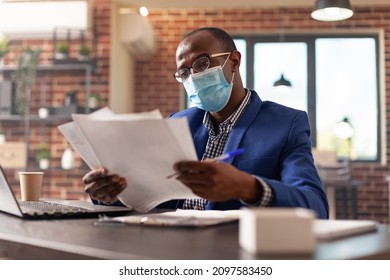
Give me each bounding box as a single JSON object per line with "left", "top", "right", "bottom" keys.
{"left": 0, "top": 212, "right": 389, "bottom": 260}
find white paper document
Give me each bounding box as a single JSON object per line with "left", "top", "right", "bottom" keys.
{"left": 58, "top": 107, "right": 199, "bottom": 212}
{"left": 96, "top": 209, "right": 241, "bottom": 227}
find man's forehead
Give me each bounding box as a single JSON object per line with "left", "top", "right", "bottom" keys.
{"left": 176, "top": 32, "right": 217, "bottom": 59}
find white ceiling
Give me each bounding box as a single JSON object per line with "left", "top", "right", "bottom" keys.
{"left": 117, "top": 0, "right": 390, "bottom": 9}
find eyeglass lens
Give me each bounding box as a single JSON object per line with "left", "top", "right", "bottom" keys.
{"left": 175, "top": 56, "right": 211, "bottom": 82}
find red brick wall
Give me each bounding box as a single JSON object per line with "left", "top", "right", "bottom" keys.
{"left": 134, "top": 6, "right": 390, "bottom": 223}
{"left": 1, "top": 0, "right": 111, "bottom": 202}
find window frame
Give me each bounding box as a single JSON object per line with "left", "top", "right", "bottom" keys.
{"left": 233, "top": 32, "right": 381, "bottom": 162}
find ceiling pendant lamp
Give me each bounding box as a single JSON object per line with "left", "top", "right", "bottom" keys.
{"left": 273, "top": 13, "right": 293, "bottom": 92}
{"left": 273, "top": 73, "right": 292, "bottom": 90}
{"left": 311, "top": 0, "right": 353, "bottom": 21}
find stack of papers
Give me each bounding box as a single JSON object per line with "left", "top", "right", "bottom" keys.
{"left": 96, "top": 209, "right": 241, "bottom": 227}
{"left": 58, "top": 107, "right": 199, "bottom": 212}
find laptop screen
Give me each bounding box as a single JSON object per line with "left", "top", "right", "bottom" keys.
{"left": 0, "top": 166, "right": 24, "bottom": 217}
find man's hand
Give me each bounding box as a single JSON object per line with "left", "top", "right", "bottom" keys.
{"left": 83, "top": 168, "right": 127, "bottom": 203}
{"left": 173, "top": 161, "right": 261, "bottom": 203}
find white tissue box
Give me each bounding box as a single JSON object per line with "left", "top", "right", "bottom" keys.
{"left": 239, "top": 208, "right": 316, "bottom": 255}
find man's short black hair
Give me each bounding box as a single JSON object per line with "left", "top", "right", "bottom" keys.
{"left": 183, "top": 27, "right": 237, "bottom": 52}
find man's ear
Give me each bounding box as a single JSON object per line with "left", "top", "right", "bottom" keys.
{"left": 230, "top": 50, "right": 241, "bottom": 72}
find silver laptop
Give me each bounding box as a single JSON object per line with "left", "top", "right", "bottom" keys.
{"left": 0, "top": 166, "right": 132, "bottom": 219}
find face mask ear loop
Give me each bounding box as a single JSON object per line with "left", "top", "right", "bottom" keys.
{"left": 230, "top": 72, "right": 235, "bottom": 85}
{"left": 221, "top": 53, "right": 231, "bottom": 69}
{"left": 221, "top": 53, "right": 234, "bottom": 84}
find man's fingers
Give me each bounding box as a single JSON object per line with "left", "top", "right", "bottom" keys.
{"left": 174, "top": 161, "right": 214, "bottom": 175}
{"left": 82, "top": 168, "right": 108, "bottom": 184}
{"left": 87, "top": 179, "right": 127, "bottom": 202}
{"left": 84, "top": 174, "right": 120, "bottom": 193}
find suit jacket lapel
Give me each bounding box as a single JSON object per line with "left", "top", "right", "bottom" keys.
{"left": 193, "top": 120, "right": 208, "bottom": 160}
{"left": 223, "top": 90, "right": 263, "bottom": 164}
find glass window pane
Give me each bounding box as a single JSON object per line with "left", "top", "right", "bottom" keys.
{"left": 234, "top": 39, "right": 247, "bottom": 87}
{"left": 316, "top": 38, "right": 378, "bottom": 160}
{"left": 254, "top": 42, "right": 308, "bottom": 112}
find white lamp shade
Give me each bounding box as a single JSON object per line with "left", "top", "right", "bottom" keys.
{"left": 311, "top": 0, "right": 353, "bottom": 21}
{"left": 334, "top": 118, "right": 354, "bottom": 139}
{"left": 61, "top": 148, "right": 75, "bottom": 170}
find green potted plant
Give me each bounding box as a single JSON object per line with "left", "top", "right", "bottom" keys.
{"left": 0, "top": 38, "right": 9, "bottom": 64}
{"left": 55, "top": 42, "right": 69, "bottom": 59}
{"left": 36, "top": 143, "right": 50, "bottom": 170}
{"left": 78, "top": 44, "right": 90, "bottom": 61}
{"left": 11, "top": 47, "right": 41, "bottom": 115}
{"left": 0, "top": 39, "right": 9, "bottom": 80}
{"left": 87, "top": 92, "right": 100, "bottom": 109}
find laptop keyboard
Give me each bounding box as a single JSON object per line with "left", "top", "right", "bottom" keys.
{"left": 20, "top": 201, "right": 88, "bottom": 215}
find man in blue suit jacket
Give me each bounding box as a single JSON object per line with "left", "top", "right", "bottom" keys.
{"left": 83, "top": 27, "right": 328, "bottom": 219}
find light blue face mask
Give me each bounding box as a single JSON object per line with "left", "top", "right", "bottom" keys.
{"left": 183, "top": 65, "right": 234, "bottom": 112}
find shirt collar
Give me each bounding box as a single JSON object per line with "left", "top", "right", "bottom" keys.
{"left": 203, "top": 89, "right": 251, "bottom": 134}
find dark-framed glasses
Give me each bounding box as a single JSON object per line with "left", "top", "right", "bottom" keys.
{"left": 173, "top": 52, "right": 231, "bottom": 83}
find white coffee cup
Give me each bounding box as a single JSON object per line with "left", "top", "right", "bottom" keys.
{"left": 18, "top": 172, "right": 44, "bottom": 201}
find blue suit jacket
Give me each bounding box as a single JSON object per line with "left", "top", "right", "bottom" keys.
{"left": 160, "top": 90, "right": 329, "bottom": 219}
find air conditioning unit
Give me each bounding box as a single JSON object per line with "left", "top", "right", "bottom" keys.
{"left": 119, "top": 13, "right": 156, "bottom": 60}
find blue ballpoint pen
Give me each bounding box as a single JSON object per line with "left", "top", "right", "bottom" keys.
{"left": 212, "top": 148, "right": 245, "bottom": 162}
{"left": 166, "top": 148, "right": 245, "bottom": 179}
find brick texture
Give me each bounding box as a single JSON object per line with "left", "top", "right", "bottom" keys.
{"left": 0, "top": 0, "right": 110, "bottom": 204}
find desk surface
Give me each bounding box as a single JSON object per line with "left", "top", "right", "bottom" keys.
{"left": 0, "top": 212, "right": 389, "bottom": 260}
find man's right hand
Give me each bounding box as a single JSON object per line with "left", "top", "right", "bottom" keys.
{"left": 82, "top": 168, "right": 127, "bottom": 204}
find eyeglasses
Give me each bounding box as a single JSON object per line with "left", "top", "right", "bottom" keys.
{"left": 173, "top": 52, "right": 231, "bottom": 83}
